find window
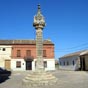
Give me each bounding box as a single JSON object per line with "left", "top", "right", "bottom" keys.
{"left": 67, "top": 61, "right": 69, "bottom": 65}
{"left": 2, "top": 48, "right": 6, "bottom": 51}
{"left": 16, "top": 61, "right": 21, "bottom": 68}
{"left": 44, "top": 61, "right": 47, "bottom": 68}
{"left": 43, "top": 50, "right": 46, "bottom": 57}
{"left": 26, "top": 50, "right": 31, "bottom": 56}
{"left": 63, "top": 61, "right": 65, "bottom": 66}
{"left": 73, "top": 60, "right": 75, "bottom": 65}
{"left": 17, "top": 50, "right": 21, "bottom": 57}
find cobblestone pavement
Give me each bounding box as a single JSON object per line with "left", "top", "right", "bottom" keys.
{"left": 0, "top": 70, "right": 88, "bottom": 88}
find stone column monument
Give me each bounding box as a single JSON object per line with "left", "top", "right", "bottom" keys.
{"left": 33, "top": 4, "right": 45, "bottom": 71}
{"left": 23, "top": 5, "right": 57, "bottom": 87}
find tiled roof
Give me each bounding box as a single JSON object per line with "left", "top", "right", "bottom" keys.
{"left": 0, "top": 40, "right": 54, "bottom": 45}
{"left": 60, "top": 50, "right": 88, "bottom": 59}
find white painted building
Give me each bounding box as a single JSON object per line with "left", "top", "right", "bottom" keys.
{"left": 0, "top": 45, "right": 12, "bottom": 70}
{"left": 11, "top": 58, "right": 55, "bottom": 71}
{"left": 59, "top": 50, "right": 88, "bottom": 71}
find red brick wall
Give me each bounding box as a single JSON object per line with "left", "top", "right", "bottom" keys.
{"left": 11, "top": 44, "right": 54, "bottom": 59}
{"left": 43, "top": 45, "right": 54, "bottom": 58}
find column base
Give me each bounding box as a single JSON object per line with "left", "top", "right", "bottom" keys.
{"left": 22, "top": 70, "right": 58, "bottom": 87}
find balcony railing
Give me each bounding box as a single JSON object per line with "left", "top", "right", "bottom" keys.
{"left": 24, "top": 56, "right": 34, "bottom": 61}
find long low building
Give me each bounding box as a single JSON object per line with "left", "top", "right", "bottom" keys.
{"left": 0, "top": 39, "right": 55, "bottom": 71}
{"left": 59, "top": 50, "right": 88, "bottom": 71}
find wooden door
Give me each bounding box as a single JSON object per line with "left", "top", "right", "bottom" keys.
{"left": 26, "top": 61, "right": 32, "bottom": 70}
{"left": 5, "top": 60, "right": 11, "bottom": 70}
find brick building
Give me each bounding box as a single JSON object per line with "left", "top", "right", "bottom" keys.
{"left": 0, "top": 40, "right": 55, "bottom": 71}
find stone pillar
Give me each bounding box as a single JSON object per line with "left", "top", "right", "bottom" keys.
{"left": 33, "top": 4, "right": 45, "bottom": 71}
{"left": 36, "top": 28, "right": 44, "bottom": 70}
{"left": 22, "top": 5, "right": 57, "bottom": 87}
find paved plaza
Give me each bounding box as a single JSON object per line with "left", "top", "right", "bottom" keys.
{"left": 0, "top": 70, "right": 88, "bottom": 88}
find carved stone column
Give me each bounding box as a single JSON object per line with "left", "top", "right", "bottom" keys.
{"left": 22, "top": 5, "right": 57, "bottom": 87}
{"left": 33, "top": 4, "right": 45, "bottom": 71}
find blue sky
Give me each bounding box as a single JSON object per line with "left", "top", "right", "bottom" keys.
{"left": 0, "top": 0, "right": 88, "bottom": 59}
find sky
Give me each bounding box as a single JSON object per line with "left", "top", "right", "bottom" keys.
{"left": 0, "top": 0, "right": 88, "bottom": 59}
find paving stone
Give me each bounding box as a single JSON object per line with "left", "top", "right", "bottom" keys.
{"left": 0, "top": 70, "right": 88, "bottom": 88}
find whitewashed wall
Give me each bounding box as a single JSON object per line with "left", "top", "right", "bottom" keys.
{"left": 0, "top": 45, "right": 12, "bottom": 68}
{"left": 0, "top": 59, "right": 4, "bottom": 69}
{"left": 45, "top": 59, "right": 55, "bottom": 71}
{"left": 11, "top": 58, "right": 55, "bottom": 71}
{"left": 59, "top": 56, "right": 80, "bottom": 71}
{"left": 32, "top": 59, "right": 55, "bottom": 71}
{"left": 32, "top": 60, "right": 36, "bottom": 71}
{"left": 11, "top": 59, "right": 26, "bottom": 71}
{"left": 0, "top": 46, "right": 12, "bottom": 58}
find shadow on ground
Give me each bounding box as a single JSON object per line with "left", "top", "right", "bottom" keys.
{"left": 0, "top": 68, "right": 11, "bottom": 83}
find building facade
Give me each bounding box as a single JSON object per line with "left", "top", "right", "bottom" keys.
{"left": 59, "top": 50, "right": 88, "bottom": 71}
{"left": 0, "top": 45, "right": 12, "bottom": 70}
{"left": 0, "top": 5, "right": 56, "bottom": 71}
{"left": 0, "top": 40, "right": 55, "bottom": 71}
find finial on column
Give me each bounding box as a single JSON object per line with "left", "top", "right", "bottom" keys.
{"left": 37, "top": 4, "right": 41, "bottom": 15}
{"left": 38, "top": 4, "right": 41, "bottom": 9}
{"left": 33, "top": 4, "right": 45, "bottom": 28}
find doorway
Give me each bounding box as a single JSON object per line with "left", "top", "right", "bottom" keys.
{"left": 26, "top": 61, "right": 32, "bottom": 70}
{"left": 5, "top": 60, "right": 11, "bottom": 70}
{"left": 80, "top": 56, "right": 86, "bottom": 71}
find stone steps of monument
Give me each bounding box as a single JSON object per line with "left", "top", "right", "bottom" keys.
{"left": 22, "top": 72, "right": 58, "bottom": 87}
{"left": 25, "top": 76, "right": 56, "bottom": 81}
{"left": 22, "top": 78, "right": 57, "bottom": 86}
{"left": 24, "top": 74, "right": 57, "bottom": 81}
